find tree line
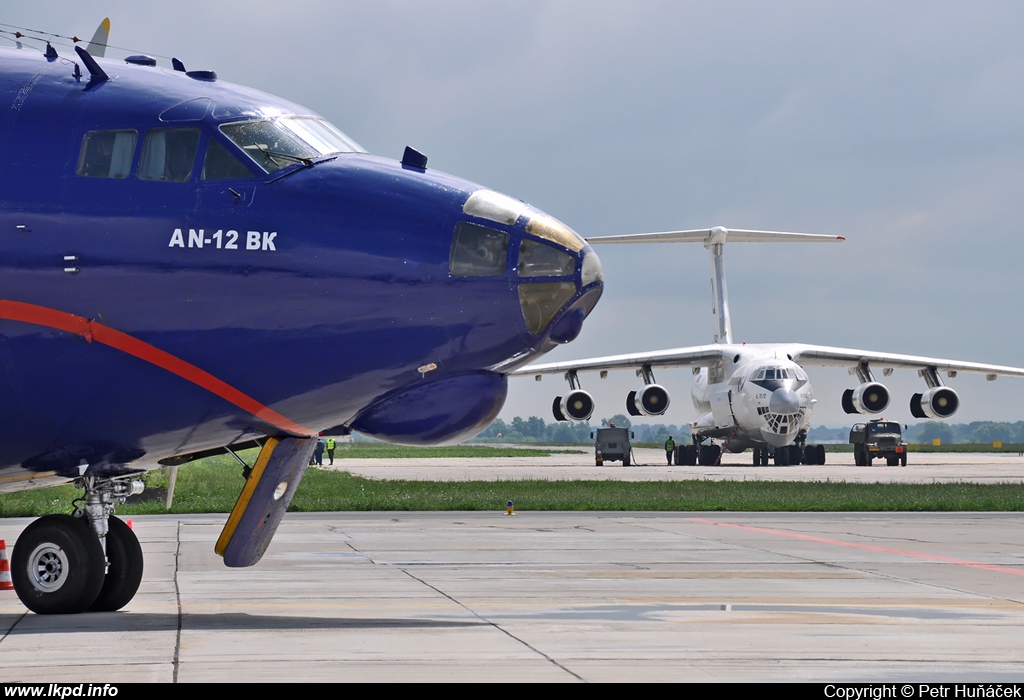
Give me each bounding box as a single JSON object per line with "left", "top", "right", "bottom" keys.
{"left": 475, "top": 414, "right": 690, "bottom": 444}
{"left": 473, "top": 417, "right": 1024, "bottom": 445}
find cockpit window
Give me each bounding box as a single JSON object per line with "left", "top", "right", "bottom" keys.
{"left": 220, "top": 118, "right": 363, "bottom": 173}
{"left": 221, "top": 121, "right": 314, "bottom": 173}
{"left": 519, "top": 282, "right": 576, "bottom": 335}
{"left": 76, "top": 130, "right": 137, "bottom": 179}
{"left": 450, "top": 222, "right": 509, "bottom": 277}
{"left": 518, "top": 239, "right": 575, "bottom": 277}
{"left": 202, "top": 139, "right": 254, "bottom": 180}
{"left": 753, "top": 366, "right": 806, "bottom": 382}
{"left": 279, "top": 117, "right": 363, "bottom": 155}
{"left": 754, "top": 367, "right": 790, "bottom": 380}
{"left": 138, "top": 127, "right": 200, "bottom": 182}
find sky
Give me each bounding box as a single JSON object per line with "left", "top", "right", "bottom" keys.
{"left": 5, "top": 1, "right": 1024, "bottom": 428}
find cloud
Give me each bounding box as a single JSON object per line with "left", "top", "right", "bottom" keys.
{"left": 7, "top": 0, "right": 1024, "bottom": 426}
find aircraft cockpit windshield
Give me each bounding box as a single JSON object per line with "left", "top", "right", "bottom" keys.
{"left": 220, "top": 117, "right": 364, "bottom": 173}
{"left": 752, "top": 366, "right": 807, "bottom": 381}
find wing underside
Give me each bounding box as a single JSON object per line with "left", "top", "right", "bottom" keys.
{"left": 512, "top": 342, "right": 1024, "bottom": 379}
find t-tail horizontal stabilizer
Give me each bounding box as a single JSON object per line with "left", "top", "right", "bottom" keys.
{"left": 215, "top": 436, "right": 316, "bottom": 567}
{"left": 586, "top": 226, "right": 844, "bottom": 344}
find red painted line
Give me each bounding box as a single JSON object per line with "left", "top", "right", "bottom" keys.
{"left": 0, "top": 300, "right": 315, "bottom": 437}
{"left": 686, "top": 517, "right": 1024, "bottom": 578}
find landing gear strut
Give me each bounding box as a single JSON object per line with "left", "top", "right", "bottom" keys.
{"left": 12, "top": 475, "right": 144, "bottom": 615}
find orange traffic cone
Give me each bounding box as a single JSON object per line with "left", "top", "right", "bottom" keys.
{"left": 0, "top": 540, "right": 12, "bottom": 591}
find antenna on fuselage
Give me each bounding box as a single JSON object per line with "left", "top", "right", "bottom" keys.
{"left": 74, "top": 45, "right": 108, "bottom": 82}
{"left": 585, "top": 227, "right": 844, "bottom": 345}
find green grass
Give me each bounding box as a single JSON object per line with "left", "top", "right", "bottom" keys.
{"left": 2, "top": 448, "right": 1022, "bottom": 517}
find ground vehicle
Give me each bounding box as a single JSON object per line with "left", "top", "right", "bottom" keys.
{"left": 593, "top": 427, "right": 633, "bottom": 466}
{"left": 850, "top": 420, "right": 908, "bottom": 466}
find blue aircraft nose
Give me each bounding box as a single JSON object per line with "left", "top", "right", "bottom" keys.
{"left": 459, "top": 188, "right": 603, "bottom": 344}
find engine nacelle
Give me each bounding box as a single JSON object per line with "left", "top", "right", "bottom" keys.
{"left": 841, "top": 382, "right": 890, "bottom": 414}
{"left": 552, "top": 390, "right": 595, "bottom": 422}
{"left": 626, "top": 384, "right": 670, "bottom": 416}
{"left": 910, "top": 387, "right": 959, "bottom": 419}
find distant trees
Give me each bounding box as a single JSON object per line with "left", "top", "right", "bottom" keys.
{"left": 913, "top": 421, "right": 955, "bottom": 445}
{"left": 474, "top": 414, "right": 690, "bottom": 444}
{"left": 478, "top": 416, "right": 1023, "bottom": 445}
{"left": 970, "top": 422, "right": 1016, "bottom": 445}
{"left": 601, "top": 414, "right": 631, "bottom": 429}
{"left": 889, "top": 420, "right": 1022, "bottom": 445}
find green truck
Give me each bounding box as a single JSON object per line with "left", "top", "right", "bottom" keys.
{"left": 849, "top": 419, "right": 908, "bottom": 466}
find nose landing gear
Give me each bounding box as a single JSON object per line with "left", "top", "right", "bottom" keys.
{"left": 11, "top": 475, "right": 144, "bottom": 615}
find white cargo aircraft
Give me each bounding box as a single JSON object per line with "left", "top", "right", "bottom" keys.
{"left": 513, "top": 227, "right": 1024, "bottom": 466}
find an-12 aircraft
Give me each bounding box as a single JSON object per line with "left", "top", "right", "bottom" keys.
{"left": 0, "top": 28, "right": 602, "bottom": 614}
{"left": 514, "top": 226, "right": 1024, "bottom": 466}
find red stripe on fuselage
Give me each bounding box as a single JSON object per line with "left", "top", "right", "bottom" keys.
{"left": 0, "top": 300, "right": 315, "bottom": 437}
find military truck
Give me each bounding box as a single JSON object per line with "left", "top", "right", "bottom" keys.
{"left": 592, "top": 426, "right": 633, "bottom": 466}
{"left": 849, "top": 419, "right": 908, "bottom": 466}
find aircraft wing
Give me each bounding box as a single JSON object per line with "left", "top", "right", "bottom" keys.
{"left": 782, "top": 343, "right": 1024, "bottom": 379}
{"left": 510, "top": 345, "right": 731, "bottom": 377}
{"left": 512, "top": 342, "right": 1024, "bottom": 379}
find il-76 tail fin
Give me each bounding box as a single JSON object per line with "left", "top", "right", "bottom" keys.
{"left": 586, "top": 226, "right": 844, "bottom": 344}
{"left": 85, "top": 18, "right": 110, "bottom": 58}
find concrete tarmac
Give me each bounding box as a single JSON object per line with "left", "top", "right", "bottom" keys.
{"left": 2, "top": 452, "right": 1023, "bottom": 682}
{"left": 331, "top": 446, "right": 1024, "bottom": 483}
{"left": 3, "top": 509, "right": 1024, "bottom": 682}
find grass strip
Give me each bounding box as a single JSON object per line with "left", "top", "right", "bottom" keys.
{"left": 1, "top": 457, "right": 1022, "bottom": 516}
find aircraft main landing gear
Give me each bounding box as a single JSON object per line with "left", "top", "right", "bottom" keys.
{"left": 11, "top": 475, "right": 144, "bottom": 615}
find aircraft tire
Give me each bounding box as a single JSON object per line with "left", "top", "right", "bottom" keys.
{"left": 88, "top": 516, "right": 144, "bottom": 612}
{"left": 699, "top": 444, "right": 721, "bottom": 465}
{"left": 12, "top": 514, "right": 105, "bottom": 615}
{"left": 775, "top": 447, "right": 789, "bottom": 466}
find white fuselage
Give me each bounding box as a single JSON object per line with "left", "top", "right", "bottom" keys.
{"left": 689, "top": 344, "right": 816, "bottom": 450}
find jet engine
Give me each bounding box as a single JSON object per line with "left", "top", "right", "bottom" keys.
{"left": 841, "top": 383, "right": 890, "bottom": 414}
{"left": 910, "top": 387, "right": 959, "bottom": 419}
{"left": 552, "top": 390, "right": 595, "bottom": 422}
{"left": 626, "top": 384, "right": 670, "bottom": 416}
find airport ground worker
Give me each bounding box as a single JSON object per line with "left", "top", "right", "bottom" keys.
{"left": 664, "top": 436, "right": 675, "bottom": 465}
